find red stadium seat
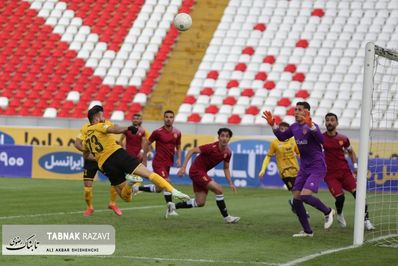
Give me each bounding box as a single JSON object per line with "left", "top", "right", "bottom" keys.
{"left": 228, "top": 114, "right": 241, "bottom": 124}
{"left": 241, "top": 88, "right": 254, "bottom": 97}
{"left": 200, "top": 87, "right": 214, "bottom": 96}
{"left": 277, "top": 98, "right": 291, "bottom": 107}
{"left": 287, "top": 107, "right": 295, "bottom": 116}
{"left": 226, "top": 80, "right": 239, "bottom": 89}
{"left": 292, "top": 73, "right": 305, "bottom": 82}
{"left": 263, "top": 55, "right": 276, "bottom": 64}
{"left": 246, "top": 106, "right": 259, "bottom": 115}
{"left": 255, "top": 71, "right": 267, "bottom": 81}
{"left": 253, "top": 23, "right": 266, "bottom": 31}
{"left": 205, "top": 105, "right": 219, "bottom": 114}
{"left": 188, "top": 113, "right": 201, "bottom": 122}
{"left": 206, "top": 70, "right": 219, "bottom": 80}
{"left": 223, "top": 96, "right": 237, "bottom": 105}
{"left": 274, "top": 115, "right": 282, "bottom": 125}
{"left": 296, "top": 39, "right": 309, "bottom": 48}
{"left": 184, "top": 95, "right": 196, "bottom": 104}
{"left": 263, "top": 81, "right": 276, "bottom": 90}
{"left": 296, "top": 89, "right": 310, "bottom": 99}
{"left": 234, "top": 63, "right": 247, "bottom": 72}
{"left": 312, "top": 8, "right": 325, "bottom": 17}
{"left": 284, "top": 64, "right": 297, "bottom": 73}
{"left": 241, "top": 46, "right": 255, "bottom": 56}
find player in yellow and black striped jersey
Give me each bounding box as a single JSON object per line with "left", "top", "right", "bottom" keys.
{"left": 258, "top": 122, "right": 300, "bottom": 213}
{"left": 74, "top": 111, "right": 122, "bottom": 217}
{"left": 81, "top": 105, "right": 190, "bottom": 203}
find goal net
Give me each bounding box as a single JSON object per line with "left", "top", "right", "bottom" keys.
{"left": 354, "top": 43, "right": 398, "bottom": 247}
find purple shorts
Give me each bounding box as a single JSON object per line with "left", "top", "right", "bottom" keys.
{"left": 293, "top": 162, "right": 326, "bottom": 193}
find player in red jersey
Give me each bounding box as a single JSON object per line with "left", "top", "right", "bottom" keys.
{"left": 136, "top": 110, "right": 182, "bottom": 213}
{"left": 119, "top": 113, "right": 148, "bottom": 161}
{"left": 170, "top": 128, "right": 240, "bottom": 223}
{"left": 323, "top": 113, "right": 374, "bottom": 230}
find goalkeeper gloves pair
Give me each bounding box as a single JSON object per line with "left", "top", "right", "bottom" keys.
{"left": 262, "top": 110, "right": 313, "bottom": 128}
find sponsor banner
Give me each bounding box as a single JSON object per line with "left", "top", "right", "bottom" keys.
{"left": 0, "top": 130, "right": 15, "bottom": 145}
{"left": 368, "top": 158, "right": 398, "bottom": 191}
{"left": 32, "top": 146, "right": 84, "bottom": 180}
{"left": 181, "top": 134, "right": 214, "bottom": 151}
{"left": 0, "top": 127, "right": 79, "bottom": 147}
{"left": 2, "top": 225, "right": 115, "bottom": 255}
{"left": 0, "top": 145, "right": 32, "bottom": 178}
{"left": 167, "top": 153, "right": 305, "bottom": 189}
{"left": 1, "top": 125, "right": 398, "bottom": 158}
{"left": 0, "top": 127, "right": 216, "bottom": 149}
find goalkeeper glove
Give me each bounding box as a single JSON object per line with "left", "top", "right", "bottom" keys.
{"left": 262, "top": 111, "right": 275, "bottom": 126}
{"left": 304, "top": 110, "right": 313, "bottom": 128}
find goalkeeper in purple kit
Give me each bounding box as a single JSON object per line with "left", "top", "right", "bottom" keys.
{"left": 263, "top": 101, "right": 335, "bottom": 237}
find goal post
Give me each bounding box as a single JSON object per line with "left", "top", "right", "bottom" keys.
{"left": 353, "top": 42, "right": 374, "bottom": 246}
{"left": 354, "top": 42, "right": 398, "bottom": 246}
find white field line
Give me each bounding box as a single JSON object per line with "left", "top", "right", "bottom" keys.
{"left": 0, "top": 205, "right": 163, "bottom": 220}
{"left": 99, "top": 255, "right": 279, "bottom": 265}
{"left": 281, "top": 234, "right": 398, "bottom": 266}
{"left": 280, "top": 244, "right": 358, "bottom": 266}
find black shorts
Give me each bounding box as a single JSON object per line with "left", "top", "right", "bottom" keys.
{"left": 282, "top": 177, "right": 296, "bottom": 191}
{"left": 102, "top": 148, "right": 141, "bottom": 186}
{"left": 83, "top": 159, "right": 99, "bottom": 180}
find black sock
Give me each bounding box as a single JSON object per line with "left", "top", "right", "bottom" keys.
{"left": 351, "top": 191, "right": 369, "bottom": 219}
{"left": 139, "top": 186, "right": 152, "bottom": 192}
{"left": 365, "top": 204, "right": 369, "bottom": 220}
{"left": 176, "top": 201, "right": 193, "bottom": 209}
{"left": 164, "top": 194, "right": 172, "bottom": 203}
{"left": 335, "top": 195, "right": 345, "bottom": 215}
{"left": 216, "top": 194, "right": 228, "bottom": 218}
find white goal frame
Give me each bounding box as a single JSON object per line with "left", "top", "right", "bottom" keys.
{"left": 353, "top": 42, "right": 398, "bottom": 245}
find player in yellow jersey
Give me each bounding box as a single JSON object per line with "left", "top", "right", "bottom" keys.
{"left": 258, "top": 122, "right": 301, "bottom": 213}
{"left": 75, "top": 109, "right": 122, "bottom": 217}
{"left": 82, "top": 105, "right": 190, "bottom": 203}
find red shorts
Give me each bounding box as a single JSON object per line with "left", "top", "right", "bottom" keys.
{"left": 152, "top": 164, "right": 170, "bottom": 181}
{"left": 325, "top": 169, "right": 356, "bottom": 197}
{"left": 189, "top": 170, "right": 212, "bottom": 194}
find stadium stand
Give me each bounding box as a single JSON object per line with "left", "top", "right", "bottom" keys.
{"left": 181, "top": 0, "right": 398, "bottom": 128}
{"left": 0, "top": 0, "right": 398, "bottom": 129}
{"left": 0, "top": 0, "right": 193, "bottom": 120}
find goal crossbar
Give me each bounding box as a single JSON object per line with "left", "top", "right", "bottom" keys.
{"left": 374, "top": 45, "right": 398, "bottom": 62}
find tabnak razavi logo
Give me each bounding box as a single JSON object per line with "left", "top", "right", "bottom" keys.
{"left": 2, "top": 225, "right": 115, "bottom": 255}
{"left": 5, "top": 235, "right": 40, "bottom": 252}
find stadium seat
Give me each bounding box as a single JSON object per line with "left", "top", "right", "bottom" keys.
{"left": 201, "top": 113, "right": 215, "bottom": 123}
{"left": 0, "top": 97, "right": 9, "bottom": 109}
{"left": 110, "top": 110, "right": 125, "bottom": 121}
{"left": 89, "top": 100, "right": 102, "bottom": 109}
{"left": 188, "top": 113, "right": 201, "bottom": 122}
{"left": 43, "top": 107, "right": 57, "bottom": 118}
{"left": 66, "top": 91, "right": 80, "bottom": 103}
{"left": 175, "top": 113, "right": 188, "bottom": 123}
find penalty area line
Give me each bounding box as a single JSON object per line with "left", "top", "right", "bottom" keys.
{"left": 0, "top": 205, "right": 163, "bottom": 220}
{"left": 99, "top": 255, "right": 279, "bottom": 265}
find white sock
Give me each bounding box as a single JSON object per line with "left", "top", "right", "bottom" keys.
{"left": 187, "top": 198, "right": 198, "bottom": 208}
{"left": 144, "top": 184, "right": 156, "bottom": 192}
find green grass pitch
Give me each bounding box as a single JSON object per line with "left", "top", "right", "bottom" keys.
{"left": 0, "top": 178, "right": 396, "bottom": 265}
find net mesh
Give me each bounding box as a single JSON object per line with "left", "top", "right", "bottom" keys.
{"left": 366, "top": 45, "right": 398, "bottom": 247}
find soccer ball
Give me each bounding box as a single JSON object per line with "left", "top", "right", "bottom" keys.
{"left": 174, "top": 13, "right": 192, "bottom": 31}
